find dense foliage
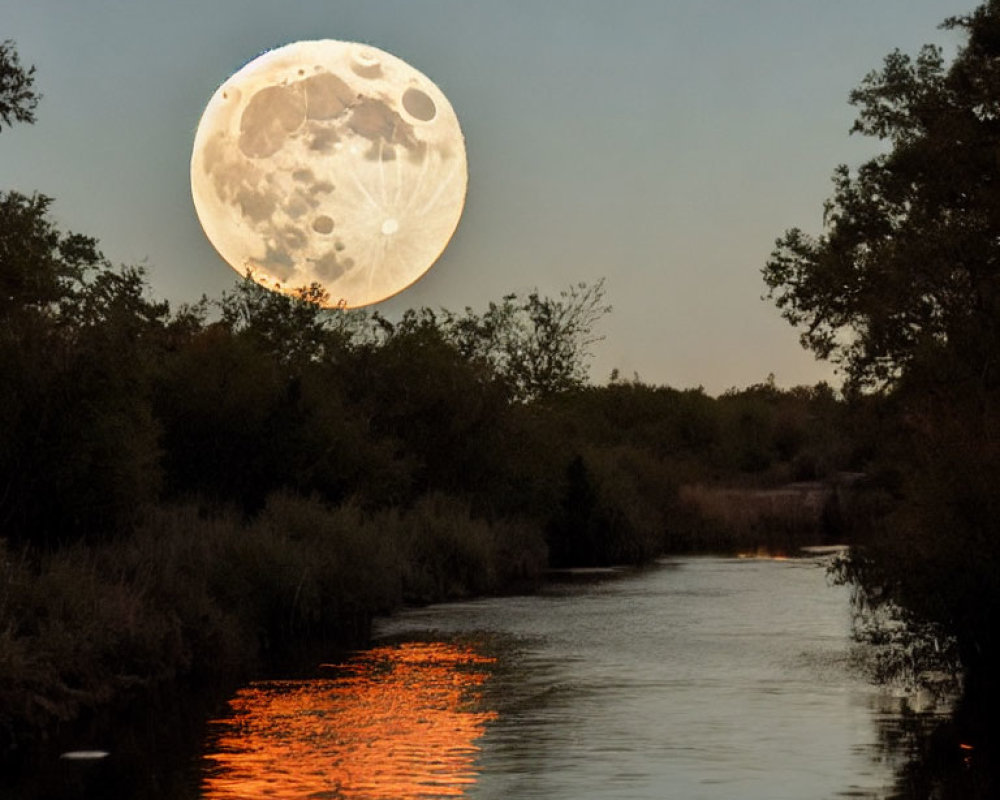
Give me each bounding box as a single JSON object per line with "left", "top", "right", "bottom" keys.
{"left": 0, "top": 204, "right": 850, "bottom": 750}
{"left": 764, "top": 2, "right": 1000, "bottom": 777}
{"left": 764, "top": 3, "right": 1000, "bottom": 392}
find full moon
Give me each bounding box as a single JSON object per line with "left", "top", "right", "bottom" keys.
{"left": 190, "top": 40, "right": 467, "bottom": 308}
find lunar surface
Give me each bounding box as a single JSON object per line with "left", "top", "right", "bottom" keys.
{"left": 191, "top": 40, "right": 467, "bottom": 308}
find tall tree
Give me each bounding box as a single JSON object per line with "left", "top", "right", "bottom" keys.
{"left": 764, "top": 2, "right": 1000, "bottom": 741}
{"left": 763, "top": 2, "right": 1000, "bottom": 391}
{"left": 0, "top": 192, "right": 103, "bottom": 323}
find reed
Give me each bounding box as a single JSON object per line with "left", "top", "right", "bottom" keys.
{"left": 0, "top": 493, "right": 548, "bottom": 755}
{"left": 676, "top": 482, "right": 836, "bottom": 552}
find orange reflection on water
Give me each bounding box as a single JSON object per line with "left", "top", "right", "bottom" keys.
{"left": 736, "top": 547, "right": 790, "bottom": 560}
{"left": 201, "top": 642, "right": 497, "bottom": 800}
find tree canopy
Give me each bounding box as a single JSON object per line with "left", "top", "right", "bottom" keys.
{"left": 763, "top": 1, "right": 1000, "bottom": 391}
{"left": 764, "top": 6, "right": 1000, "bottom": 747}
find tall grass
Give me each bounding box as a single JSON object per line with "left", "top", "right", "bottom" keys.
{"left": 0, "top": 493, "right": 547, "bottom": 754}
{"left": 676, "top": 482, "right": 837, "bottom": 552}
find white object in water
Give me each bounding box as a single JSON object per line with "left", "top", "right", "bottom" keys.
{"left": 59, "top": 750, "right": 110, "bottom": 761}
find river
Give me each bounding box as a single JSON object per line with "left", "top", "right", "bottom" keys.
{"left": 193, "top": 554, "right": 948, "bottom": 799}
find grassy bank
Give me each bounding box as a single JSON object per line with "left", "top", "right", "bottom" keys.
{"left": 0, "top": 493, "right": 547, "bottom": 756}
{"left": 0, "top": 476, "right": 848, "bottom": 757}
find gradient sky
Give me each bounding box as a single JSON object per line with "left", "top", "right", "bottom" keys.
{"left": 3, "top": 1, "right": 966, "bottom": 394}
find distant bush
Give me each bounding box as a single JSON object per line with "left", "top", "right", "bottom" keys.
{"left": 676, "top": 482, "right": 835, "bottom": 552}
{"left": 378, "top": 493, "right": 546, "bottom": 602}
{"left": 546, "top": 447, "right": 673, "bottom": 567}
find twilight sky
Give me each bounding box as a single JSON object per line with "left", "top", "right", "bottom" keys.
{"left": 3, "top": 1, "right": 966, "bottom": 394}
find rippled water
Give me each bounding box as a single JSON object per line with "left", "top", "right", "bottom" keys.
{"left": 201, "top": 642, "right": 496, "bottom": 799}
{"left": 199, "top": 555, "right": 949, "bottom": 799}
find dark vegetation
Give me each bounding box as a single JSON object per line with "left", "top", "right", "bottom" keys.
{"left": 763, "top": 2, "right": 1000, "bottom": 792}
{"left": 0, "top": 225, "right": 851, "bottom": 752}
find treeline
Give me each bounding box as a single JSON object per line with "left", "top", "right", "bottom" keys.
{"left": 0, "top": 186, "right": 859, "bottom": 556}
{"left": 0, "top": 186, "right": 858, "bottom": 752}
{"left": 0, "top": 195, "right": 857, "bottom": 554}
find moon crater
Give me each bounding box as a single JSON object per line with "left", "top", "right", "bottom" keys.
{"left": 312, "top": 215, "right": 335, "bottom": 234}
{"left": 402, "top": 87, "right": 436, "bottom": 122}
{"left": 191, "top": 40, "right": 467, "bottom": 308}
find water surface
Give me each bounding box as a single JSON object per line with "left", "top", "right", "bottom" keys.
{"left": 201, "top": 555, "right": 948, "bottom": 799}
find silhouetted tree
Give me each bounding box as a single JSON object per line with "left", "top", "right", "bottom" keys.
{"left": 764, "top": 0, "right": 1000, "bottom": 736}
{"left": 441, "top": 279, "right": 611, "bottom": 401}
{"left": 218, "top": 277, "right": 350, "bottom": 369}
{"left": 0, "top": 40, "right": 39, "bottom": 130}
{"left": 342, "top": 308, "right": 509, "bottom": 502}
{"left": 0, "top": 191, "right": 102, "bottom": 322}
{"left": 764, "top": 3, "right": 1000, "bottom": 392}
{"left": 0, "top": 190, "right": 169, "bottom": 541}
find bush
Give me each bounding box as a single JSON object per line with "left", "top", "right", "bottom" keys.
{"left": 0, "top": 490, "right": 551, "bottom": 754}
{"left": 380, "top": 493, "right": 546, "bottom": 602}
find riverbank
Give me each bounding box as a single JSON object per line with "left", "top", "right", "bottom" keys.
{"left": 7, "top": 549, "right": 997, "bottom": 800}
{"left": 0, "top": 477, "right": 851, "bottom": 760}
{"left": 0, "top": 492, "right": 548, "bottom": 759}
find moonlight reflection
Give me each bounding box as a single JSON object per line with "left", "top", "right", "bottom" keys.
{"left": 190, "top": 40, "right": 467, "bottom": 308}
{"left": 200, "top": 642, "right": 496, "bottom": 799}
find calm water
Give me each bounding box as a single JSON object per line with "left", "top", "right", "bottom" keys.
{"left": 198, "top": 555, "right": 949, "bottom": 800}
